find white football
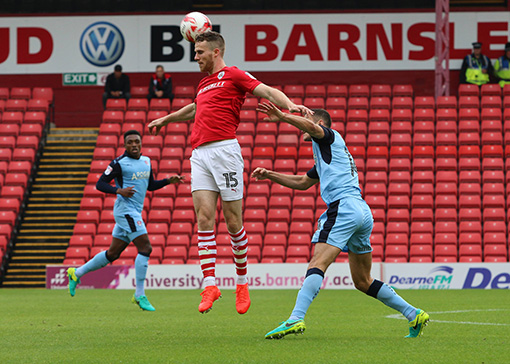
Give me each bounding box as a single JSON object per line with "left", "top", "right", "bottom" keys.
{"left": 180, "top": 12, "right": 212, "bottom": 43}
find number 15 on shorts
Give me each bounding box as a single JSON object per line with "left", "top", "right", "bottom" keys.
{"left": 222, "top": 172, "right": 238, "bottom": 188}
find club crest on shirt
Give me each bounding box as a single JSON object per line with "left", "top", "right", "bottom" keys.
{"left": 218, "top": 71, "right": 225, "bottom": 79}
{"left": 144, "top": 160, "right": 149, "bottom": 165}
{"left": 137, "top": 220, "right": 142, "bottom": 226}
{"left": 104, "top": 165, "right": 113, "bottom": 175}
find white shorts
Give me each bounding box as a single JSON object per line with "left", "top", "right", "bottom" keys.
{"left": 190, "top": 139, "right": 244, "bottom": 201}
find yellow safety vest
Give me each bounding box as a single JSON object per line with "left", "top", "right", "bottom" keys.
{"left": 465, "top": 54, "right": 490, "bottom": 85}
{"left": 495, "top": 56, "right": 510, "bottom": 87}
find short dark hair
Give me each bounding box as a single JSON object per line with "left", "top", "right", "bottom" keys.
{"left": 114, "top": 64, "right": 122, "bottom": 71}
{"left": 195, "top": 31, "right": 225, "bottom": 56}
{"left": 123, "top": 129, "right": 141, "bottom": 141}
{"left": 156, "top": 65, "right": 164, "bottom": 70}
{"left": 311, "top": 109, "right": 332, "bottom": 128}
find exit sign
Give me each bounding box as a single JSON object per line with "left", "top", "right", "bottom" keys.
{"left": 63, "top": 73, "right": 99, "bottom": 86}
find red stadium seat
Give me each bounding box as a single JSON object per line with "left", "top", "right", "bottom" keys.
{"left": 98, "top": 123, "right": 121, "bottom": 137}
{"left": 436, "top": 145, "right": 457, "bottom": 159}
{"left": 392, "top": 97, "right": 413, "bottom": 110}
{"left": 370, "top": 84, "right": 391, "bottom": 98}
{"left": 93, "top": 147, "right": 115, "bottom": 161}
{"left": 262, "top": 245, "right": 286, "bottom": 260}
{"left": 481, "top": 84, "right": 501, "bottom": 97}
{"left": 413, "top": 121, "right": 434, "bottom": 135}
{"left": 414, "top": 96, "right": 435, "bottom": 109}
{"left": 127, "top": 98, "right": 149, "bottom": 111}
{"left": 436, "top": 96, "right": 457, "bottom": 110}
{"left": 347, "top": 109, "right": 368, "bottom": 122}
{"left": 459, "top": 132, "right": 480, "bottom": 146}
{"left": 435, "top": 157, "right": 457, "bottom": 172}
{"left": 102, "top": 110, "right": 124, "bottom": 124}
{"left": 287, "top": 245, "right": 311, "bottom": 260}
{"left": 481, "top": 96, "right": 502, "bottom": 109}
{"left": 481, "top": 120, "right": 503, "bottom": 134}
{"left": 173, "top": 85, "right": 195, "bottom": 98}
{"left": 459, "top": 108, "right": 480, "bottom": 121}
{"left": 370, "top": 97, "right": 390, "bottom": 110}
{"left": 31, "top": 87, "right": 53, "bottom": 105}
{"left": 304, "top": 97, "right": 325, "bottom": 109}
{"left": 10, "top": 87, "right": 30, "bottom": 100}
{"left": 26, "top": 99, "right": 48, "bottom": 113}
{"left": 348, "top": 97, "right": 368, "bottom": 110}
{"left": 459, "top": 96, "right": 479, "bottom": 109}
{"left": 386, "top": 209, "right": 410, "bottom": 223}
{"left": 385, "top": 244, "right": 408, "bottom": 262}
{"left": 22, "top": 111, "right": 45, "bottom": 126}
{"left": 283, "top": 85, "right": 304, "bottom": 98}
{"left": 327, "top": 85, "right": 348, "bottom": 98}
{"left": 130, "top": 86, "right": 149, "bottom": 98}
{"left": 459, "top": 170, "right": 482, "bottom": 183}
{"left": 436, "top": 110, "right": 457, "bottom": 124}
{"left": 171, "top": 98, "right": 193, "bottom": 112}
{"left": 393, "top": 84, "right": 413, "bottom": 97}
{"left": 459, "top": 120, "right": 480, "bottom": 134}
{"left": 149, "top": 98, "right": 170, "bottom": 111}
{"left": 349, "top": 84, "right": 369, "bottom": 98}
{"left": 106, "top": 98, "right": 126, "bottom": 111}
{"left": 12, "top": 148, "right": 34, "bottom": 163}
{"left": 458, "top": 84, "right": 479, "bottom": 97}
{"left": 125, "top": 111, "right": 146, "bottom": 123}
{"left": 326, "top": 97, "right": 347, "bottom": 110}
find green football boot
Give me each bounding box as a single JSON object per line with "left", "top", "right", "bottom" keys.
{"left": 132, "top": 294, "right": 156, "bottom": 311}
{"left": 67, "top": 267, "right": 80, "bottom": 297}
{"left": 405, "top": 309, "right": 430, "bottom": 338}
{"left": 265, "top": 319, "right": 306, "bottom": 339}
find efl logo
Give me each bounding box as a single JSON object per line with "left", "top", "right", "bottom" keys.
{"left": 80, "top": 21, "right": 125, "bottom": 67}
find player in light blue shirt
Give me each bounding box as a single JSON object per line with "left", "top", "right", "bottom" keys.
{"left": 252, "top": 103, "right": 429, "bottom": 339}
{"left": 67, "top": 130, "right": 183, "bottom": 311}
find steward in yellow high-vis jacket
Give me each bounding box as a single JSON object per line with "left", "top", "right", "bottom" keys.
{"left": 494, "top": 42, "right": 510, "bottom": 88}
{"left": 460, "top": 42, "right": 493, "bottom": 86}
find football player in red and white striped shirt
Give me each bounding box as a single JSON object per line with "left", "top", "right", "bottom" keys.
{"left": 148, "top": 31, "right": 311, "bottom": 314}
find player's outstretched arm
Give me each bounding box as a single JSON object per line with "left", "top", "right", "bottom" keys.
{"left": 257, "top": 101, "right": 325, "bottom": 139}
{"left": 148, "top": 103, "right": 196, "bottom": 136}
{"left": 148, "top": 173, "right": 185, "bottom": 191}
{"left": 251, "top": 167, "right": 317, "bottom": 190}
{"left": 252, "top": 84, "right": 312, "bottom": 116}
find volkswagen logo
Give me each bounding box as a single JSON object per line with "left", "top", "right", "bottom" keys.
{"left": 80, "top": 21, "right": 125, "bottom": 67}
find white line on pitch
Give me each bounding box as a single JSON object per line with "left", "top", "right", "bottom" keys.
{"left": 386, "top": 309, "right": 510, "bottom": 326}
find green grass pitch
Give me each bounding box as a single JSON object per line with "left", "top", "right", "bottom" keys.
{"left": 1, "top": 289, "right": 508, "bottom": 363}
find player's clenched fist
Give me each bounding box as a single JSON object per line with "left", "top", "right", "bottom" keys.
{"left": 251, "top": 167, "right": 269, "bottom": 180}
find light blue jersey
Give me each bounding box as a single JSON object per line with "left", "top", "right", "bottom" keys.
{"left": 307, "top": 126, "right": 362, "bottom": 205}
{"left": 96, "top": 152, "right": 169, "bottom": 243}
{"left": 308, "top": 126, "right": 372, "bottom": 254}
{"left": 101, "top": 153, "right": 152, "bottom": 216}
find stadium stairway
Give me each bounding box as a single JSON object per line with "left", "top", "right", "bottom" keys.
{"left": 2, "top": 127, "right": 98, "bottom": 288}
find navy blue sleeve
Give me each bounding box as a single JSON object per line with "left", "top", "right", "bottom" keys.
{"left": 147, "top": 168, "right": 169, "bottom": 191}
{"left": 306, "top": 165, "right": 319, "bottom": 180}
{"left": 96, "top": 160, "right": 121, "bottom": 194}
{"left": 311, "top": 125, "right": 335, "bottom": 145}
